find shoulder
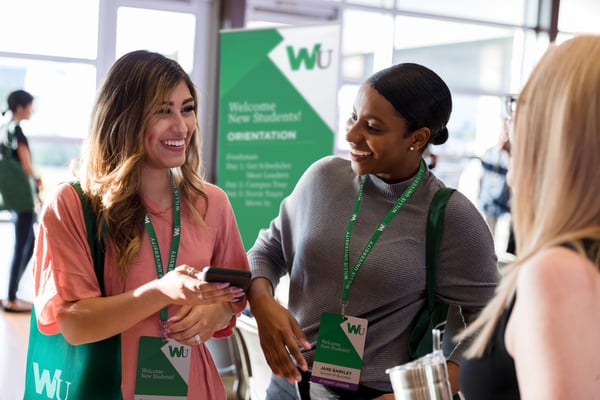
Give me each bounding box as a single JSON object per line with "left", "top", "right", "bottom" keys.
{"left": 513, "top": 246, "right": 600, "bottom": 332}
{"left": 201, "top": 181, "right": 229, "bottom": 202}
{"left": 42, "top": 182, "right": 81, "bottom": 214}
{"left": 304, "top": 155, "right": 350, "bottom": 177}
{"left": 423, "top": 177, "right": 481, "bottom": 222}
{"left": 445, "top": 188, "right": 482, "bottom": 218}
{"left": 195, "top": 182, "right": 237, "bottom": 220}
{"left": 192, "top": 182, "right": 231, "bottom": 213}
{"left": 517, "top": 246, "right": 598, "bottom": 299}
{"left": 430, "top": 182, "right": 495, "bottom": 253}
{"left": 12, "top": 124, "right": 28, "bottom": 144}
{"left": 509, "top": 245, "right": 600, "bottom": 365}
{"left": 38, "top": 182, "right": 86, "bottom": 241}
{"left": 289, "top": 155, "right": 352, "bottom": 193}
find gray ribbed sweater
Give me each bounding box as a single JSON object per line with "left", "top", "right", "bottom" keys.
{"left": 248, "top": 155, "right": 499, "bottom": 391}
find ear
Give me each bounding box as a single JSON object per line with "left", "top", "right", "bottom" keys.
{"left": 411, "top": 127, "right": 431, "bottom": 152}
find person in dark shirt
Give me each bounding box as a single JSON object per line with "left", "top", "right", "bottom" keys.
{"left": 1, "top": 90, "right": 42, "bottom": 312}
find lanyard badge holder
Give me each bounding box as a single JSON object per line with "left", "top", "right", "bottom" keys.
{"left": 134, "top": 176, "right": 191, "bottom": 399}
{"left": 311, "top": 162, "right": 426, "bottom": 391}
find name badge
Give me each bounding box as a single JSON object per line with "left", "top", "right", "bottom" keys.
{"left": 310, "top": 312, "right": 368, "bottom": 391}
{"left": 134, "top": 336, "right": 191, "bottom": 400}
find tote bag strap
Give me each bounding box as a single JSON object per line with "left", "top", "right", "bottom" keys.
{"left": 5, "top": 121, "right": 18, "bottom": 149}
{"left": 407, "top": 187, "right": 456, "bottom": 360}
{"left": 1, "top": 121, "right": 17, "bottom": 158}
{"left": 424, "top": 187, "right": 456, "bottom": 313}
{"left": 70, "top": 181, "right": 107, "bottom": 292}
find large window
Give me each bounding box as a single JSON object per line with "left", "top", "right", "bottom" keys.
{"left": 1, "top": 0, "right": 598, "bottom": 193}
{"left": 0, "top": 0, "right": 212, "bottom": 194}
{"left": 558, "top": 0, "right": 600, "bottom": 34}
{"left": 0, "top": 0, "right": 100, "bottom": 193}
{"left": 243, "top": 0, "right": 597, "bottom": 193}
{"left": 0, "top": 0, "right": 99, "bottom": 59}
{"left": 116, "top": 7, "right": 197, "bottom": 73}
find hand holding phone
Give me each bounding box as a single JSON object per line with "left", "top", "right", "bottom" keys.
{"left": 199, "top": 266, "right": 252, "bottom": 291}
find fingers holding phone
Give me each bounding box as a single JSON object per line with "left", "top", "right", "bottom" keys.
{"left": 198, "top": 266, "right": 251, "bottom": 302}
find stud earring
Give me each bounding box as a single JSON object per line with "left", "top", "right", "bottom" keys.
{"left": 409, "top": 146, "right": 415, "bottom": 151}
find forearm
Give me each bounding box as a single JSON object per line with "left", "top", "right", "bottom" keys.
{"left": 56, "top": 279, "right": 168, "bottom": 344}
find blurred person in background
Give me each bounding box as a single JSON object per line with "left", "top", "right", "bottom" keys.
{"left": 478, "top": 116, "right": 512, "bottom": 240}
{"left": 1, "top": 89, "right": 42, "bottom": 312}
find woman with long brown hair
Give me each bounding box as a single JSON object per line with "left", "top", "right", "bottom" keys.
{"left": 32, "top": 50, "right": 250, "bottom": 399}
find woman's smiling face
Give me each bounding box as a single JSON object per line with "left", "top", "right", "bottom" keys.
{"left": 345, "top": 83, "right": 425, "bottom": 183}
{"left": 143, "top": 80, "right": 196, "bottom": 171}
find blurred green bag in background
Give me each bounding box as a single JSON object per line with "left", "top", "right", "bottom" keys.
{"left": 0, "top": 121, "right": 36, "bottom": 212}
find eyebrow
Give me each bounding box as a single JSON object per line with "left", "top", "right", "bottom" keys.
{"left": 362, "top": 113, "right": 386, "bottom": 124}
{"left": 352, "top": 107, "right": 384, "bottom": 123}
{"left": 161, "top": 97, "right": 195, "bottom": 106}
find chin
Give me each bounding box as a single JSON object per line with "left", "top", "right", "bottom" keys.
{"left": 350, "top": 162, "right": 365, "bottom": 176}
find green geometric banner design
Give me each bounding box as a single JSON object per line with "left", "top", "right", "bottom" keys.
{"left": 217, "top": 24, "right": 340, "bottom": 249}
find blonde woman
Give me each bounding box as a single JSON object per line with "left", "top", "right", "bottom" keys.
{"left": 458, "top": 35, "right": 600, "bottom": 399}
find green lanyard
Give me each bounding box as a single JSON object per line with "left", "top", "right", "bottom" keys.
{"left": 145, "top": 176, "right": 181, "bottom": 328}
{"left": 342, "top": 161, "right": 425, "bottom": 315}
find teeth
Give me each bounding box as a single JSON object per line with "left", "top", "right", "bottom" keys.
{"left": 163, "top": 139, "right": 185, "bottom": 147}
{"left": 351, "top": 150, "right": 372, "bottom": 157}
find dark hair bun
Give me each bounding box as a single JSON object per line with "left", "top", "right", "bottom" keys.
{"left": 431, "top": 126, "right": 449, "bottom": 145}
{"left": 367, "top": 63, "right": 452, "bottom": 147}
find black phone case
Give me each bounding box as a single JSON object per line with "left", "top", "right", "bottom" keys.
{"left": 201, "top": 267, "right": 251, "bottom": 291}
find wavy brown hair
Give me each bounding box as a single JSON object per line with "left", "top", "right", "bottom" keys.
{"left": 457, "top": 35, "right": 600, "bottom": 356}
{"left": 78, "top": 50, "right": 208, "bottom": 276}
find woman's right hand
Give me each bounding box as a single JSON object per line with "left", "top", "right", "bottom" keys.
{"left": 249, "top": 279, "right": 311, "bottom": 383}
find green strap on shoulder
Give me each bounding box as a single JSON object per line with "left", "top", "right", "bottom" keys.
{"left": 3, "top": 121, "right": 18, "bottom": 158}
{"left": 425, "top": 187, "right": 456, "bottom": 313}
{"left": 70, "top": 181, "right": 106, "bottom": 293}
{"left": 408, "top": 187, "right": 456, "bottom": 360}
{"left": 428, "top": 188, "right": 463, "bottom": 400}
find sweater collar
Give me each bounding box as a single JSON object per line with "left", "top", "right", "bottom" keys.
{"left": 366, "top": 168, "right": 430, "bottom": 201}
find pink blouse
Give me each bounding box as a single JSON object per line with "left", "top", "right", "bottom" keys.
{"left": 33, "top": 182, "right": 250, "bottom": 399}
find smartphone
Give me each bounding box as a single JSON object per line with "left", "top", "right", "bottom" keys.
{"left": 200, "top": 266, "right": 252, "bottom": 291}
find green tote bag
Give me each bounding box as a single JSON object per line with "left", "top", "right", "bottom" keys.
{"left": 23, "top": 182, "right": 122, "bottom": 400}
{"left": 0, "top": 122, "right": 36, "bottom": 212}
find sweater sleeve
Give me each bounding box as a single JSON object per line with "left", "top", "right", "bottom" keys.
{"left": 246, "top": 157, "right": 333, "bottom": 293}
{"left": 437, "top": 190, "right": 500, "bottom": 364}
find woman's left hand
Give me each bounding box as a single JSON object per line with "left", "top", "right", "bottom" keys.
{"left": 166, "top": 303, "right": 233, "bottom": 346}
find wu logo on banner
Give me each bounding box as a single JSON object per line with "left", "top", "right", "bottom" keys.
{"left": 286, "top": 44, "right": 333, "bottom": 71}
